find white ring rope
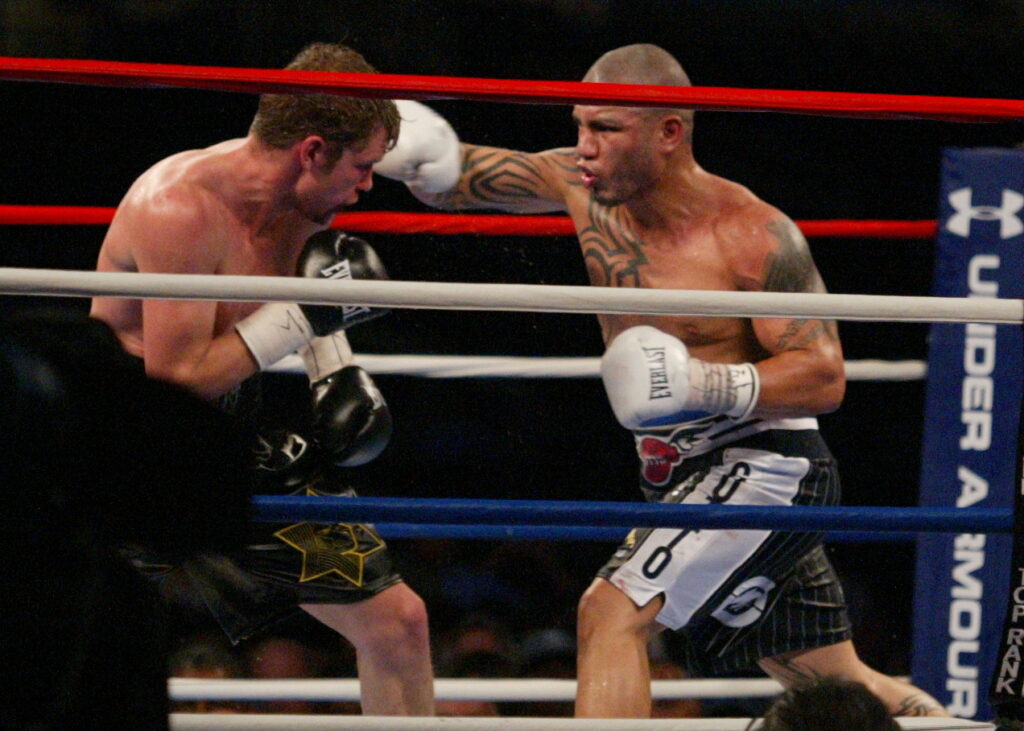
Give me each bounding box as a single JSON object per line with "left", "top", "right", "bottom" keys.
{"left": 271, "top": 354, "right": 927, "bottom": 381}
{"left": 169, "top": 677, "right": 805, "bottom": 702}
{"left": 2, "top": 267, "right": 1021, "bottom": 323}
{"left": 843, "top": 358, "right": 927, "bottom": 381}
{"left": 167, "top": 714, "right": 994, "bottom": 730}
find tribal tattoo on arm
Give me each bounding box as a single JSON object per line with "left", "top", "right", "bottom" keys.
{"left": 431, "top": 145, "right": 577, "bottom": 211}
{"left": 763, "top": 218, "right": 839, "bottom": 350}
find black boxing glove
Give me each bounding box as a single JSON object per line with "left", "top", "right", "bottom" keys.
{"left": 312, "top": 365, "right": 392, "bottom": 467}
{"left": 295, "top": 330, "right": 390, "bottom": 466}
{"left": 250, "top": 428, "right": 361, "bottom": 502}
{"left": 251, "top": 428, "right": 320, "bottom": 493}
{"left": 296, "top": 230, "right": 391, "bottom": 336}
{"left": 235, "top": 231, "right": 390, "bottom": 370}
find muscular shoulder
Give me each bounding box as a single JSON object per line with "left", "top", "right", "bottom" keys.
{"left": 108, "top": 165, "right": 231, "bottom": 274}
{"left": 534, "top": 146, "right": 582, "bottom": 193}
{"left": 715, "top": 196, "right": 820, "bottom": 294}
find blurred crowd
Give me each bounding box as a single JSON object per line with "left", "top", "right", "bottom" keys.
{"left": 166, "top": 531, "right": 901, "bottom": 719}
{"left": 169, "top": 612, "right": 708, "bottom": 719}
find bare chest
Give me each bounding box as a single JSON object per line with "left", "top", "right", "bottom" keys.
{"left": 568, "top": 204, "right": 749, "bottom": 352}
{"left": 570, "top": 203, "right": 731, "bottom": 288}
{"left": 214, "top": 229, "right": 301, "bottom": 329}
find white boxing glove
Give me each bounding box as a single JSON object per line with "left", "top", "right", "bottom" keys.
{"left": 601, "top": 326, "right": 760, "bottom": 429}
{"left": 375, "top": 99, "right": 461, "bottom": 194}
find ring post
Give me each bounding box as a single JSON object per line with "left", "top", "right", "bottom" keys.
{"left": 989, "top": 227, "right": 1024, "bottom": 722}
{"left": 989, "top": 322, "right": 1024, "bottom": 724}
{"left": 913, "top": 148, "right": 1024, "bottom": 719}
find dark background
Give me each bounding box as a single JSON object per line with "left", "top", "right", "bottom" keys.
{"left": 2, "top": 0, "right": 1023, "bottom": 675}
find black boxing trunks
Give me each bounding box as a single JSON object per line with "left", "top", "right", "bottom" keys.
{"left": 213, "top": 369, "right": 263, "bottom": 431}
{"left": 598, "top": 421, "right": 852, "bottom": 676}
{"left": 121, "top": 356, "right": 403, "bottom": 643}
{"left": 124, "top": 476, "right": 403, "bottom": 643}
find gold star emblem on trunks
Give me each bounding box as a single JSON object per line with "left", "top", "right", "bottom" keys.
{"left": 273, "top": 490, "right": 386, "bottom": 585}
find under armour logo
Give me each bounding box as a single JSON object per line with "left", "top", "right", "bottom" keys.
{"left": 947, "top": 187, "right": 1024, "bottom": 239}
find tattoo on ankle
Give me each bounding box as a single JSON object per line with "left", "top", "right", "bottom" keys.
{"left": 891, "top": 694, "right": 944, "bottom": 717}
{"left": 763, "top": 657, "right": 825, "bottom": 686}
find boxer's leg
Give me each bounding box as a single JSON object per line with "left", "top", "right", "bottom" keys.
{"left": 303, "top": 583, "right": 434, "bottom": 715}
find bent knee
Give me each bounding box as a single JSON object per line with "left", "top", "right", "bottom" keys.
{"left": 577, "top": 580, "right": 659, "bottom": 642}
{"left": 368, "top": 587, "right": 430, "bottom": 645}
{"left": 381, "top": 586, "right": 429, "bottom": 631}
{"left": 577, "top": 581, "right": 608, "bottom": 625}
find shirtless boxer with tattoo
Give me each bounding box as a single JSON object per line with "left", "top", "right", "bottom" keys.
{"left": 374, "top": 43, "right": 946, "bottom": 719}
{"left": 90, "top": 42, "right": 434, "bottom": 716}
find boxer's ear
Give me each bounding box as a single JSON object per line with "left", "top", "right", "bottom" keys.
{"left": 658, "top": 115, "right": 686, "bottom": 151}
{"left": 297, "top": 135, "right": 330, "bottom": 171}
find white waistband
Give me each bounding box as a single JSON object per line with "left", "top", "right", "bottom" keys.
{"left": 633, "top": 416, "right": 819, "bottom": 460}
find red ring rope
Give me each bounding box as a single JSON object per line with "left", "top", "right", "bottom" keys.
{"left": 0, "top": 56, "right": 1020, "bottom": 122}
{"left": 0, "top": 205, "right": 937, "bottom": 238}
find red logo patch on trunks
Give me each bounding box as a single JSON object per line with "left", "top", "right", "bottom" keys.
{"left": 639, "top": 436, "right": 684, "bottom": 486}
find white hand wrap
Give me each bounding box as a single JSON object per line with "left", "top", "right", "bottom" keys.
{"left": 601, "top": 325, "right": 760, "bottom": 429}
{"left": 298, "top": 331, "right": 354, "bottom": 384}
{"left": 375, "top": 99, "right": 461, "bottom": 194}
{"left": 234, "top": 302, "right": 314, "bottom": 371}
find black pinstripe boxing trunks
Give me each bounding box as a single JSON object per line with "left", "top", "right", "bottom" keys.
{"left": 598, "top": 420, "right": 852, "bottom": 676}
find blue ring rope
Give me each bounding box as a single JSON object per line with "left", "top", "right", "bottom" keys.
{"left": 252, "top": 496, "right": 1012, "bottom": 534}
{"left": 373, "top": 523, "right": 918, "bottom": 542}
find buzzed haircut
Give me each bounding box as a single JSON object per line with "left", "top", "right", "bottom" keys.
{"left": 584, "top": 43, "right": 694, "bottom": 129}
{"left": 250, "top": 42, "right": 400, "bottom": 162}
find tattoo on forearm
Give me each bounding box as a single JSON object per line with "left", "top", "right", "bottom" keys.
{"left": 580, "top": 199, "right": 647, "bottom": 287}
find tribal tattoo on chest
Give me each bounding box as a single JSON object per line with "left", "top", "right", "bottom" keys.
{"left": 580, "top": 200, "right": 648, "bottom": 287}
